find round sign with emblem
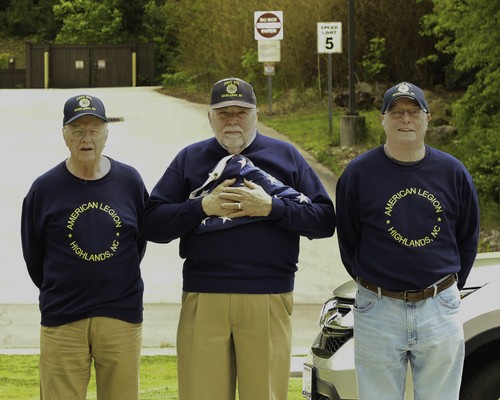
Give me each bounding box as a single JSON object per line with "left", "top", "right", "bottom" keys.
{"left": 254, "top": 11, "right": 283, "bottom": 41}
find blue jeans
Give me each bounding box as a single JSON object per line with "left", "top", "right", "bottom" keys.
{"left": 353, "top": 283, "right": 464, "bottom": 400}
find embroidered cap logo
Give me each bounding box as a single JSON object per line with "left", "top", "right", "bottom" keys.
{"left": 79, "top": 98, "right": 91, "bottom": 108}
{"left": 226, "top": 83, "right": 238, "bottom": 95}
{"left": 397, "top": 84, "right": 410, "bottom": 94}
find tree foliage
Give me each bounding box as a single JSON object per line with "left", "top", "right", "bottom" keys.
{"left": 160, "top": 0, "right": 439, "bottom": 96}
{"left": 141, "top": 0, "right": 180, "bottom": 76}
{"left": 0, "top": 0, "right": 442, "bottom": 91}
{"left": 362, "top": 38, "right": 386, "bottom": 83}
{"left": 53, "top": 0, "right": 123, "bottom": 44}
{"left": 1, "top": 0, "right": 59, "bottom": 39}
{"left": 0, "top": 0, "right": 497, "bottom": 209}
{"left": 422, "top": 0, "right": 500, "bottom": 205}
{"left": 422, "top": 0, "right": 500, "bottom": 115}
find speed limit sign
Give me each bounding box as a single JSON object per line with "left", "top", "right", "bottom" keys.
{"left": 317, "top": 22, "right": 342, "bottom": 54}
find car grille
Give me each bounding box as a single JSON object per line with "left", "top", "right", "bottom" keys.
{"left": 313, "top": 394, "right": 330, "bottom": 400}
{"left": 320, "top": 330, "right": 353, "bottom": 353}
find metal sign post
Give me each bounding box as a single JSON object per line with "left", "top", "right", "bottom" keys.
{"left": 317, "top": 22, "right": 342, "bottom": 136}
{"left": 258, "top": 41, "right": 280, "bottom": 114}
{"left": 263, "top": 63, "right": 275, "bottom": 113}
{"left": 255, "top": 11, "right": 283, "bottom": 114}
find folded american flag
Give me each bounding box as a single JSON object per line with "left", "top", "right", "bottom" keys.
{"left": 189, "top": 154, "right": 311, "bottom": 233}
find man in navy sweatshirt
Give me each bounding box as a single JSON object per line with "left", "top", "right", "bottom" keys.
{"left": 143, "top": 77, "right": 336, "bottom": 400}
{"left": 21, "top": 95, "right": 148, "bottom": 400}
{"left": 336, "top": 82, "right": 479, "bottom": 400}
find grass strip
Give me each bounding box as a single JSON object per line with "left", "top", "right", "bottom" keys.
{"left": 0, "top": 355, "right": 304, "bottom": 399}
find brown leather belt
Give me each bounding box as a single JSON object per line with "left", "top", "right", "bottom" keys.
{"left": 358, "top": 274, "right": 457, "bottom": 303}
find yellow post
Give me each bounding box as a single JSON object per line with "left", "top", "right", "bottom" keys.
{"left": 132, "top": 51, "right": 137, "bottom": 87}
{"left": 44, "top": 51, "right": 49, "bottom": 89}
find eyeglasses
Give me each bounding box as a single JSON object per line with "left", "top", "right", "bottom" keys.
{"left": 64, "top": 128, "right": 106, "bottom": 140}
{"left": 386, "top": 109, "right": 425, "bottom": 120}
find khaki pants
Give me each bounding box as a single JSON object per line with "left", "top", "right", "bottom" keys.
{"left": 177, "top": 292, "right": 293, "bottom": 400}
{"left": 40, "top": 317, "right": 142, "bottom": 400}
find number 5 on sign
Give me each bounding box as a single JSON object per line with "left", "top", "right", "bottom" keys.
{"left": 317, "top": 22, "right": 342, "bottom": 54}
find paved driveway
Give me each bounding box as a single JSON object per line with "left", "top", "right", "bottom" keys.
{"left": 1, "top": 87, "right": 350, "bottom": 306}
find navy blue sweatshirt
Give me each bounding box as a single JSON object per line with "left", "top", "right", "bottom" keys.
{"left": 336, "top": 145, "right": 479, "bottom": 290}
{"left": 143, "top": 132, "right": 336, "bottom": 294}
{"left": 21, "top": 158, "right": 148, "bottom": 326}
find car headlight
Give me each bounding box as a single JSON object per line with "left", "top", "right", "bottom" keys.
{"left": 318, "top": 298, "right": 353, "bottom": 332}
{"left": 314, "top": 297, "right": 354, "bottom": 358}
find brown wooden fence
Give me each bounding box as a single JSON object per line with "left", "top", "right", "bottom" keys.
{"left": 10, "top": 42, "right": 155, "bottom": 89}
{"left": 0, "top": 69, "right": 25, "bottom": 88}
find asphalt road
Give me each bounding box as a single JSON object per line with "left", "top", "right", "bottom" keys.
{"left": 0, "top": 87, "right": 351, "bottom": 353}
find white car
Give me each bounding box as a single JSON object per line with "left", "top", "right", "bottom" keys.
{"left": 302, "top": 252, "right": 500, "bottom": 400}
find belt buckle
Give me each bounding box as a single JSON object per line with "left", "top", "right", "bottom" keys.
{"left": 403, "top": 289, "right": 420, "bottom": 302}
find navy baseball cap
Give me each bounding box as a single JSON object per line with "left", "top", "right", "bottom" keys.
{"left": 63, "top": 94, "right": 108, "bottom": 125}
{"left": 210, "top": 78, "right": 257, "bottom": 109}
{"left": 381, "top": 82, "right": 429, "bottom": 114}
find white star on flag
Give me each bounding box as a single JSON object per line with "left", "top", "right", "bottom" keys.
{"left": 190, "top": 155, "right": 312, "bottom": 233}
{"left": 297, "top": 193, "right": 309, "bottom": 203}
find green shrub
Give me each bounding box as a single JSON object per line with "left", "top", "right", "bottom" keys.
{"left": 0, "top": 53, "right": 9, "bottom": 69}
